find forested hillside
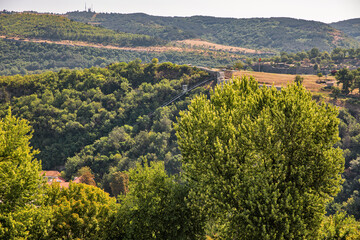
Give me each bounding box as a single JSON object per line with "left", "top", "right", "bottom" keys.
{"left": 0, "top": 12, "right": 163, "bottom": 46}
{"left": 0, "top": 60, "right": 210, "bottom": 185}
{"left": 1, "top": 62, "right": 360, "bottom": 238}
{"left": 0, "top": 38, "right": 245, "bottom": 76}
{"left": 2, "top": 7, "right": 360, "bottom": 239}
{"left": 331, "top": 18, "right": 360, "bottom": 42}
{"left": 67, "top": 11, "right": 359, "bottom": 52}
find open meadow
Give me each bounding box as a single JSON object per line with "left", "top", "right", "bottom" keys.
{"left": 233, "top": 70, "right": 336, "bottom": 94}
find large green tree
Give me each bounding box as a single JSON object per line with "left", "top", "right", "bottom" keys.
{"left": 175, "top": 77, "right": 344, "bottom": 239}
{"left": 336, "top": 68, "right": 355, "bottom": 94}
{"left": 44, "top": 183, "right": 116, "bottom": 240}
{"left": 0, "top": 109, "right": 48, "bottom": 239}
{"left": 112, "top": 161, "right": 204, "bottom": 240}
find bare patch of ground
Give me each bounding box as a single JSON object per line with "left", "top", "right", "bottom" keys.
{"left": 175, "top": 39, "right": 270, "bottom": 54}
{"left": 329, "top": 29, "right": 345, "bottom": 45}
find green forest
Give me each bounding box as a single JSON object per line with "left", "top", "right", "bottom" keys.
{"left": 67, "top": 11, "right": 360, "bottom": 52}
{"left": 331, "top": 18, "right": 360, "bottom": 42}
{"left": 2, "top": 9, "right": 360, "bottom": 239}
{"left": 0, "top": 60, "right": 209, "bottom": 173}
{"left": 0, "top": 38, "right": 246, "bottom": 76}
{"left": 1, "top": 61, "right": 360, "bottom": 238}
{"left": 0, "top": 13, "right": 163, "bottom": 47}
{"left": 2, "top": 36, "right": 360, "bottom": 77}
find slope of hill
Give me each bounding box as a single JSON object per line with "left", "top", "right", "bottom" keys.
{"left": 0, "top": 61, "right": 210, "bottom": 174}
{"left": 0, "top": 12, "right": 164, "bottom": 46}
{"left": 331, "top": 18, "right": 360, "bottom": 42}
{"left": 67, "top": 11, "right": 359, "bottom": 52}
{"left": 0, "top": 38, "right": 246, "bottom": 76}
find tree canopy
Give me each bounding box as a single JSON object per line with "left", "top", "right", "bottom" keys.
{"left": 175, "top": 76, "right": 344, "bottom": 239}
{"left": 112, "top": 161, "right": 204, "bottom": 239}
{"left": 0, "top": 109, "right": 46, "bottom": 239}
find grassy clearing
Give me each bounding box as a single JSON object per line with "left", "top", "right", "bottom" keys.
{"left": 233, "top": 70, "right": 336, "bottom": 95}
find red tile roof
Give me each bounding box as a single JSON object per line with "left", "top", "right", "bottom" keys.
{"left": 41, "top": 171, "right": 61, "bottom": 177}
{"left": 73, "top": 176, "right": 82, "bottom": 183}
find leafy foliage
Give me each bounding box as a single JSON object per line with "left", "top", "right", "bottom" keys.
{"left": 67, "top": 12, "right": 359, "bottom": 52}
{"left": 328, "top": 109, "right": 360, "bottom": 221}
{"left": 0, "top": 13, "right": 163, "bottom": 47}
{"left": 175, "top": 77, "right": 344, "bottom": 239}
{"left": 0, "top": 61, "right": 209, "bottom": 175}
{"left": 0, "top": 110, "right": 48, "bottom": 239}
{"left": 43, "top": 182, "right": 116, "bottom": 239}
{"left": 111, "top": 161, "right": 204, "bottom": 240}
{"left": 319, "top": 212, "right": 360, "bottom": 240}
{"left": 335, "top": 68, "right": 360, "bottom": 95}
{"left": 331, "top": 18, "right": 360, "bottom": 42}
{"left": 0, "top": 38, "right": 244, "bottom": 76}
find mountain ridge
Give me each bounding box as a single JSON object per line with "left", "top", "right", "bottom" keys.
{"left": 331, "top": 18, "right": 360, "bottom": 42}
{"left": 0, "top": 12, "right": 164, "bottom": 47}
{"left": 66, "top": 11, "right": 360, "bottom": 52}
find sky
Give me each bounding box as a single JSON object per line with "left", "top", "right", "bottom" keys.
{"left": 0, "top": 0, "right": 359, "bottom": 23}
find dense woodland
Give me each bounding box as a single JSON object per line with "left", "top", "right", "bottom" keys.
{"left": 2, "top": 37, "right": 360, "bottom": 77}
{"left": 331, "top": 18, "right": 360, "bottom": 42}
{"left": 0, "top": 60, "right": 209, "bottom": 178}
{"left": 67, "top": 11, "right": 359, "bottom": 52}
{"left": 0, "top": 38, "right": 245, "bottom": 76}
{"left": 264, "top": 47, "right": 360, "bottom": 64}
{"left": 2, "top": 72, "right": 360, "bottom": 239}
{"left": 2, "top": 10, "right": 360, "bottom": 239}
{"left": 0, "top": 13, "right": 163, "bottom": 47}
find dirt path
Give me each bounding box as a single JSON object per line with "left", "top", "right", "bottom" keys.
{"left": 0, "top": 35, "right": 261, "bottom": 57}
{"left": 0, "top": 35, "right": 203, "bottom": 53}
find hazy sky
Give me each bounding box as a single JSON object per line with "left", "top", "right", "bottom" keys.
{"left": 0, "top": 0, "right": 359, "bottom": 23}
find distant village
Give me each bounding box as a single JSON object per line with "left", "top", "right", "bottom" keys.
{"left": 250, "top": 58, "right": 360, "bottom": 75}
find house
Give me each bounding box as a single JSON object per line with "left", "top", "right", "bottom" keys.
{"left": 41, "top": 170, "right": 71, "bottom": 188}
{"left": 41, "top": 171, "right": 66, "bottom": 183}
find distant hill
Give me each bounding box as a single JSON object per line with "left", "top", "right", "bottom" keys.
{"left": 331, "top": 18, "right": 360, "bottom": 42}
{"left": 0, "top": 12, "right": 164, "bottom": 46}
{"left": 67, "top": 11, "right": 359, "bottom": 52}
{"left": 0, "top": 38, "right": 244, "bottom": 76}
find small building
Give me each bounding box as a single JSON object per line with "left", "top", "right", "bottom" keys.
{"left": 41, "top": 171, "right": 66, "bottom": 183}
{"left": 326, "top": 81, "right": 336, "bottom": 87}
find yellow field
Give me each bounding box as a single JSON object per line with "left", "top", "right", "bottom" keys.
{"left": 175, "top": 39, "right": 264, "bottom": 54}
{"left": 233, "top": 70, "right": 336, "bottom": 94}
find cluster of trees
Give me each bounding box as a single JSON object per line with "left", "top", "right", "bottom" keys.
{"left": 326, "top": 108, "right": 360, "bottom": 221}
{"left": 0, "top": 38, "right": 244, "bottom": 76}
{"left": 270, "top": 47, "right": 360, "bottom": 64}
{"left": 0, "top": 111, "right": 203, "bottom": 239}
{"left": 2, "top": 77, "right": 359, "bottom": 239}
{"left": 330, "top": 18, "right": 360, "bottom": 42}
{"left": 67, "top": 11, "right": 359, "bottom": 52}
{"left": 334, "top": 67, "right": 360, "bottom": 95}
{"left": 0, "top": 60, "right": 209, "bottom": 176}
{"left": 232, "top": 48, "right": 360, "bottom": 75}
{"left": 175, "top": 77, "right": 350, "bottom": 238}
{"left": 0, "top": 13, "right": 164, "bottom": 47}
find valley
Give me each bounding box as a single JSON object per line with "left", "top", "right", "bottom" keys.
{"left": 1, "top": 7, "right": 360, "bottom": 239}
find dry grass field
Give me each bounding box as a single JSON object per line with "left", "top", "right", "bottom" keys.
{"left": 175, "top": 39, "right": 265, "bottom": 54}
{"left": 233, "top": 70, "right": 336, "bottom": 94}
